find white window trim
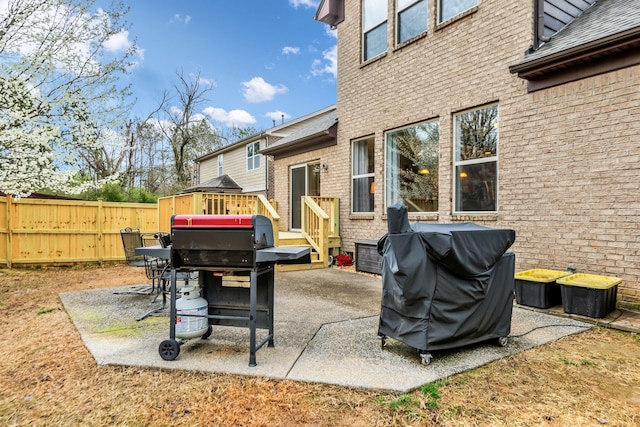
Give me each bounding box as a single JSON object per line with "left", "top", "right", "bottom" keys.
{"left": 384, "top": 119, "right": 440, "bottom": 214}
{"left": 452, "top": 103, "right": 499, "bottom": 215}
{"left": 246, "top": 140, "right": 260, "bottom": 171}
{"left": 396, "top": 0, "right": 427, "bottom": 46}
{"left": 351, "top": 137, "right": 375, "bottom": 214}
{"left": 362, "top": 0, "right": 388, "bottom": 62}
{"left": 437, "top": 0, "right": 478, "bottom": 24}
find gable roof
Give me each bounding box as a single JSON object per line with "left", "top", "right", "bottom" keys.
{"left": 510, "top": 0, "right": 640, "bottom": 91}
{"left": 260, "top": 110, "right": 338, "bottom": 160}
{"left": 180, "top": 174, "right": 242, "bottom": 194}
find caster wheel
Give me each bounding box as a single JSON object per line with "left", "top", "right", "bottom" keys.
{"left": 379, "top": 334, "right": 387, "bottom": 349}
{"left": 497, "top": 336, "right": 508, "bottom": 347}
{"left": 201, "top": 325, "right": 213, "bottom": 340}
{"left": 419, "top": 351, "right": 432, "bottom": 366}
{"left": 158, "top": 339, "right": 180, "bottom": 361}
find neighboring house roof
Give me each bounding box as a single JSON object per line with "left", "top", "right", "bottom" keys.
{"left": 260, "top": 110, "right": 338, "bottom": 160}
{"left": 195, "top": 132, "right": 264, "bottom": 163}
{"left": 510, "top": 0, "right": 640, "bottom": 91}
{"left": 180, "top": 174, "right": 242, "bottom": 194}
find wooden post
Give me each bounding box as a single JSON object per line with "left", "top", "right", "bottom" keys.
{"left": 5, "top": 194, "right": 11, "bottom": 268}
{"left": 96, "top": 198, "right": 103, "bottom": 265}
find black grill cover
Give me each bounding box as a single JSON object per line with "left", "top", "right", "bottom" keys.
{"left": 377, "top": 203, "right": 516, "bottom": 351}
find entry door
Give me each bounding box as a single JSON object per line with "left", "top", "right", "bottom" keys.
{"left": 290, "top": 162, "right": 321, "bottom": 230}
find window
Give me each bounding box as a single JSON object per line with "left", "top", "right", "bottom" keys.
{"left": 246, "top": 141, "right": 260, "bottom": 171}
{"left": 397, "top": 0, "right": 427, "bottom": 44}
{"left": 385, "top": 120, "right": 439, "bottom": 212}
{"left": 363, "top": 0, "right": 387, "bottom": 61}
{"left": 217, "top": 154, "right": 223, "bottom": 176}
{"left": 439, "top": 0, "right": 477, "bottom": 23}
{"left": 453, "top": 104, "right": 498, "bottom": 212}
{"left": 352, "top": 137, "right": 375, "bottom": 213}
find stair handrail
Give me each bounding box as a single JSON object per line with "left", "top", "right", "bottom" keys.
{"left": 256, "top": 194, "right": 280, "bottom": 247}
{"left": 301, "top": 196, "right": 329, "bottom": 263}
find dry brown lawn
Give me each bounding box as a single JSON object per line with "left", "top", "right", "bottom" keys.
{"left": 1, "top": 264, "right": 639, "bottom": 426}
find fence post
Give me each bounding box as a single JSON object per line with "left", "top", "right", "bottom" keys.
{"left": 97, "top": 198, "right": 104, "bottom": 265}
{"left": 5, "top": 195, "right": 11, "bottom": 268}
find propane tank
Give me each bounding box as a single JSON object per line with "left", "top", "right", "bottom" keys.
{"left": 175, "top": 285, "right": 209, "bottom": 339}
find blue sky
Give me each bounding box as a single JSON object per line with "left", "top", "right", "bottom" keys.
{"left": 120, "top": 0, "right": 337, "bottom": 131}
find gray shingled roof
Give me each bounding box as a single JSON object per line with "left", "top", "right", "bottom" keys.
{"left": 523, "top": 0, "right": 640, "bottom": 63}
{"left": 265, "top": 110, "right": 337, "bottom": 149}
{"left": 181, "top": 174, "right": 242, "bottom": 194}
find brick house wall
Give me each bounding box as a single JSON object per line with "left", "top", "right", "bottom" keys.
{"left": 330, "top": 0, "right": 640, "bottom": 305}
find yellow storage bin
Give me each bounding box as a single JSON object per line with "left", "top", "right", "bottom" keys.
{"left": 556, "top": 274, "right": 621, "bottom": 318}
{"left": 514, "top": 269, "right": 570, "bottom": 308}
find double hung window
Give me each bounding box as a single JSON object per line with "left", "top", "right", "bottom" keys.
{"left": 363, "top": 0, "right": 387, "bottom": 61}
{"left": 352, "top": 137, "right": 375, "bottom": 213}
{"left": 439, "top": 0, "right": 477, "bottom": 23}
{"left": 397, "top": 0, "right": 427, "bottom": 44}
{"left": 453, "top": 104, "right": 498, "bottom": 212}
{"left": 385, "top": 120, "right": 439, "bottom": 212}
{"left": 246, "top": 141, "right": 260, "bottom": 171}
{"left": 217, "top": 154, "right": 223, "bottom": 176}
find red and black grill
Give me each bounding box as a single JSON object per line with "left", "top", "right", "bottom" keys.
{"left": 159, "top": 214, "right": 309, "bottom": 366}
{"left": 171, "top": 214, "right": 274, "bottom": 268}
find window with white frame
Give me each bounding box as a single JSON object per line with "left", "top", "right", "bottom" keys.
{"left": 246, "top": 141, "right": 260, "bottom": 171}
{"left": 218, "top": 154, "right": 223, "bottom": 176}
{"left": 397, "top": 0, "right": 427, "bottom": 44}
{"left": 439, "top": 0, "right": 477, "bottom": 23}
{"left": 352, "top": 137, "right": 375, "bottom": 213}
{"left": 385, "top": 120, "right": 439, "bottom": 212}
{"left": 453, "top": 104, "right": 498, "bottom": 212}
{"left": 363, "top": 0, "right": 387, "bottom": 61}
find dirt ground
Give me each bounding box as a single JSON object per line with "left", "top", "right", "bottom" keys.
{"left": 1, "top": 264, "right": 639, "bottom": 426}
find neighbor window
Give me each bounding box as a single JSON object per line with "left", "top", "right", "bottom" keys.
{"left": 385, "top": 120, "right": 439, "bottom": 212}
{"left": 363, "top": 0, "right": 387, "bottom": 61}
{"left": 453, "top": 104, "right": 498, "bottom": 212}
{"left": 397, "top": 0, "right": 427, "bottom": 44}
{"left": 246, "top": 141, "right": 260, "bottom": 171}
{"left": 218, "top": 154, "right": 223, "bottom": 176}
{"left": 439, "top": 0, "right": 477, "bottom": 23}
{"left": 352, "top": 137, "right": 375, "bottom": 213}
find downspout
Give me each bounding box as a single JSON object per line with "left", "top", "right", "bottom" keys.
{"left": 534, "top": 0, "right": 550, "bottom": 51}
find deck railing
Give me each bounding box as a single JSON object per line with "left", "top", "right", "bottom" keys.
{"left": 301, "top": 196, "right": 339, "bottom": 264}
{"left": 158, "top": 193, "right": 280, "bottom": 246}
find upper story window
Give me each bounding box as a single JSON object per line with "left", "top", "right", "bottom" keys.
{"left": 352, "top": 137, "right": 375, "bottom": 213}
{"left": 438, "top": 0, "right": 477, "bottom": 23}
{"left": 246, "top": 141, "right": 260, "bottom": 171}
{"left": 397, "top": 0, "right": 427, "bottom": 44}
{"left": 453, "top": 104, "right": 498, "bottom": 213}
{"left": 217, "top": 154, "right": 223, "bottom": 176}
{"left": 363, "top": 0, "right": 387, "bottom": 61}
{"left": 385, "top": 120, "right": 439, "bottom": 213}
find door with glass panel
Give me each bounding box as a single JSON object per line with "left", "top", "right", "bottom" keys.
{"left": 290, "top": 162, "right": 321, "bottom": 230}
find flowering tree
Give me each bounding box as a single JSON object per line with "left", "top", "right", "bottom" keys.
{"left": 0, "top": 0, "right": 137, "bottom": 197}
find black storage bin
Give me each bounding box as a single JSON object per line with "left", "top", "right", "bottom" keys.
{"left": 514, "top": 269, "right": 569, "bottom": 309}
{"left": 355, "top": 240, "right": 382, "bottom": 275}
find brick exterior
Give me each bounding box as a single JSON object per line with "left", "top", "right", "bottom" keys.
{"left": 321, "top": 0, "right": 640, "bottom": 305}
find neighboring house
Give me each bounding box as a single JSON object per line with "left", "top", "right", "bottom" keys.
{"left": 303, "top": 0, "right": 640, "bottom": 306}
{"left": 195, "top": 133, "right": 270, "bottom": 198}
{"left": 195, "top": 105, "right": 337, "bottom": 203}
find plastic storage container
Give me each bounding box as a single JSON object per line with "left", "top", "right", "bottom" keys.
{"left": 556, "top": 273, "right": 621, "bottom": 318}
{"left": 514, "top": 269, "right": 570, "bottom": 309}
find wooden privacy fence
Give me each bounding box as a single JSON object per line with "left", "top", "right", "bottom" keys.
{"left": 0, "top": 195, "right": 158, "bottom": 267}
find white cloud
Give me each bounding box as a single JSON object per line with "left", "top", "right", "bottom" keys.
{"left": 311, "top": 44, "right": 337, "bottom": 78}
{"left": 265, "top": 111, "right": 292, "bottom": 125}
{"left": 282, "top": 46, "right": 300, "bottom": 55}
{"left": 289, "top": 0, "right": 319, "bottom": 8}
{"left": 171, "top": 14, "right": 191, "bottom": 24}
{"left": 242, "top": 77, "right": 288, "bottom": 103}
{"left": 103, "top": 30, "right": 132, "bottom": 52}
{"left": 203, "top": 107, "right": 256, "bottom": 128}
{"left": 189, "top": 73, "right": 217, "bottom": 88}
